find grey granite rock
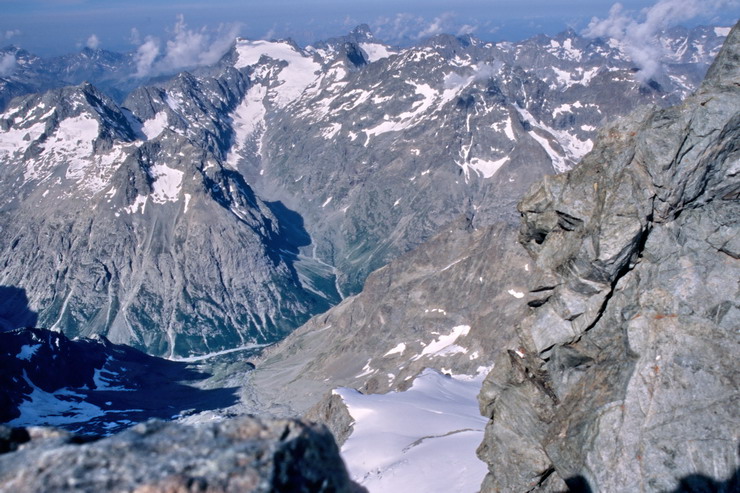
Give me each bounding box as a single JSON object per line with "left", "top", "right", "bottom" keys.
{"left": 0, "top": 417, "right": 361, "bottom": 493}
{"left": 304, "top": 392, "right": 355, "bottom": 446}
{"left": 477, "top": 21, "right": 740, "bottom": 493}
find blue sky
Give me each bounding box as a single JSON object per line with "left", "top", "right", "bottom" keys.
{"left": 1, "top": 0, "right": 738, "bottom": 55}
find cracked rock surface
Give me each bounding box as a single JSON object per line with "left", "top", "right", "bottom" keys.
{"left": 477, "top": 22, "right": 740, "bottom": 493}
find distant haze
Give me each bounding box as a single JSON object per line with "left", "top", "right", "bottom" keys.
{"left": 1, "top": 0, "right": 738, "bottom": 56}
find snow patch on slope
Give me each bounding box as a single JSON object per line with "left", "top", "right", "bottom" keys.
{"left": 149, "top": 164, "right": 183, "bottom": 203}
{"left": 36, "top": 114, "right": 98, "bottom": 179}
{"left": 141, "top": 112, "right": 169, "bottom": 140}
{"left": 93, "top": 357, "right": 134, "bottom": 392}
{"left": 413, "top": 325, "right": 471, "bottom": 360}
{"left": 11, "top": 114, "right": 125, "bottom": 194}
{"left": 322, "top": 122, "right": 342, "bottom": 140}
{"left": 384, "top": 343, "right": 406, "bottom": 357}
{"left": 459, "top": 156, "right": 510, "bottom": 180}
{"left": 714, "top": 27, "right": 731, "bottom": 37}
{"left": 364, "top": 82, "right": 459, "bottom": 140}
{"left": 67, "top": 145, "right": 126, "bottom": 194}
{"left": 0, "top": 121, "right": 46, "bottom": 158}
{"left": 493, "top": 116, "right": 516, "bottom": 141}
{"left": 516, "top": 107, "right": 592, "bottom": 172}
{"left": 16, "top": 344, "right": 41, "bottom": 361}
{"left": 125, "top": 195, "right": 147, "bottom": 214}
{"left": 8, "top": 371, "right": 106, "bottom": 428}
{"left": 360, "top": 43, "right": 396, "bottom": 63}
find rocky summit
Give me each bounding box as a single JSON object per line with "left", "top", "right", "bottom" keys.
{"left": 0, "top": 417, "right": 361, "bottom": 493}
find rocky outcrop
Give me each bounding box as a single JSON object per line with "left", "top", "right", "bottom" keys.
{"left": 304, "top": 392, "right": 356, "bottom": 446}
{"left": 0, "top": 417, "right": 361, "bottom": 493}
{"left": 477, "top": 23, "right": 740, "bottom": 492}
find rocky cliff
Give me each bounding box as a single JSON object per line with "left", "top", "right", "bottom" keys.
{"left": 477, "top": 22, "right": 740, "bottom": 492}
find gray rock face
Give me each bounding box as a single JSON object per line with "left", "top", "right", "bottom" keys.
{"left": 0, "top": 417, "right": 361, "bottom": 493}
{"left": 477, "top": 22, "right": 740, "bottom": 492}
{"left": 304, "top": 392, "right": 356, "bottom": 446}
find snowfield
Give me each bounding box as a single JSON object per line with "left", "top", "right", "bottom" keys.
{"left": 336, "top": 368, "right": 489, "bottom": 493}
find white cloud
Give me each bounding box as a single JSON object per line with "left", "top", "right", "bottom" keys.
{"left": 371, "top": 12, "right": 466, "bottom": 44}
{"left": 584, "top": 0, "right": 736, "bottom": 81}
{"left": 457, "top": 24, "right": 478, "bottom": 36}
{"left": 86, "top": 34, "right": 100, "bottom": 50}
{"left": 4, "top": 29, "right": 20, "bottom": 40}
{"left": 263, "top": 27, "right": 277, "bottom": 41}
{"left": 418, "top": 13, "right": 455, "bottom": 39}
{"left": 133, "top": 15, "right": 241, "bottom": 78}
{"left": 134, "top": 36, "right": 161, "bottom": 78}
{"left": 474, "top": 62, "right": 503, "bottom": 80}
{"left": 0, "top": 53, "right": 16, "bottom": 77}
{"left": 372, "top": 13, "right": 423, "bottom": 42}
{"left": 444, "top": 71, "right": 470, "bottom": 88}
{"left": 443, "top": 62, "right": 504, "bottom": 89}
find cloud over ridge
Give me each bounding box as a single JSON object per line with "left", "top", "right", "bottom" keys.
{"left": 584, "top": 0, "right": 737, "bottom": 81}
{"left": 134, "top": 15, "right": 241, "bottom": 78}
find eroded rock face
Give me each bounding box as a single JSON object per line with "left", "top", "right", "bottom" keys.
{"left": 477, "top": 22, "right": 740, "bottom": 492}
{"left": 0, "top": 417, "right": 360, "bottom": 493}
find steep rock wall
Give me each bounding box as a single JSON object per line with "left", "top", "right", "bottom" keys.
{"left": 477, "top": 22, "right": 740, "bottom": 492}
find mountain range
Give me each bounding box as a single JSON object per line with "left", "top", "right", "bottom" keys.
{"left": 0, "top": 24, "right": 729, "bottom": 358}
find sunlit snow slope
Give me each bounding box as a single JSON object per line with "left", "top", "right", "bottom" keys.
{"left": 337, "top": 369, "right": 489, "bottom": 493}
